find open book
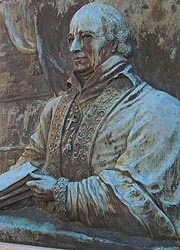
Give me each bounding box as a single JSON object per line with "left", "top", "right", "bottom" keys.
{"left": 0, "top": 162, "right": 38, "bottom": 209}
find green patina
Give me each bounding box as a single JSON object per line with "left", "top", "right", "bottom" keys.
{"left": 0, "top": 215, "right": 56, "bottom": 232}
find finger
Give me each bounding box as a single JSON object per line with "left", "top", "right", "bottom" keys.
{"left": 31, "top": 190, "right": 41, "bottom": 197}
{"left": 32, "top": 192, "right": 45, "bottom": 200}
{"left": 30, "top": 188, "right": 48, "bottom": 199}
{"left": 28, "top": 186, "right": 45, "bottom": 199}
{"left": 33, "top": 191, "right": 53, "bottom": 201}
{"left": 29, "top": 173, "right": 43, "bottom": 180}
{"left": 26, "top": 180, "right": 43, "bottom": 188}
{"left": 10, "top": 165, "right": 17, "bottom": 170}
{"left": 26, "top": 180, "right": 47, "bottom": 194}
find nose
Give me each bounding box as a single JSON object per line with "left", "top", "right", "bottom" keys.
{"left": 70, "top": 38, "right": 81, "bottom": 53}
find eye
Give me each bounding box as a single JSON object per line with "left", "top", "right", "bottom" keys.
{"left": 67, "top": 36, "right": 74, "bottom": 46}
{"left": 81, "top": 33, "right": 92, "bottom": 41}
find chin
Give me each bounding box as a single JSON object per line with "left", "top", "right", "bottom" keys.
{"left": 74, "top": 66, "right": 94, "bottom": 74}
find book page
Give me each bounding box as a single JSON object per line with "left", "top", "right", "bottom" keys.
{"left": 0, "top": 162, "right": 37, "bottom": 194}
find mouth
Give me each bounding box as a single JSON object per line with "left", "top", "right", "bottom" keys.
{"left": 73, "top": 57, "right": 86, "bottom": 63}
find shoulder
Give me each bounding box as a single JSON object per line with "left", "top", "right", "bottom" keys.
{"left": 133, "top": 84, "right": 180, "bottom": 136}
{"left": 43, "top": 95, "right": 62, "bottom": 112}
{"left": 140, "top": 84, "right": 180, "bottom": 115}
{"left": 40, "top": 93, "right": 67, "bottom": 122}
{"left": 41, "top": 89, "right": 77, "bottom": 120}
{"left": 43, "top": 91, "right": 70, "bottom": 112}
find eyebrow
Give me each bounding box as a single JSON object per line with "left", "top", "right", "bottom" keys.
{"left": 67, "top": 33, "right": 73, "bottom": 39}
{"left": 67, "top": 30, "right": 96, "bottom": 38}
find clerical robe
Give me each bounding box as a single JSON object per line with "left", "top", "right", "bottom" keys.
{"left": 15, "top": 55, "right": 180, "bottom": 239}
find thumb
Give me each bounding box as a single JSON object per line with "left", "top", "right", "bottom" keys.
{"left": 26, "top": 180, "right": 41, "bottom": 188}
{"left": 29, "top": 173, "right": 43, "bottom": 180}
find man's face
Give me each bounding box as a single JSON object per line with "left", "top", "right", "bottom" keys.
{"left": 67, "top": 12, "right": 111, "bottom": 74}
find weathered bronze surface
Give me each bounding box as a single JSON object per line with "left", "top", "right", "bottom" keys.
{"left": 0, "top": 0, "right": 52, "bottom": 172}
{"left": 0, "top": 0, "right": 180, "bottom": 249}
{"left": 0, "top": 207, "right": 180, "bottom": 250}
{"left": 0, "top": 0, "right": 180, "bottom": 172}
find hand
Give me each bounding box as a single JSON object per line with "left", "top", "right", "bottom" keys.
{"left": 26, "top": 173, "right": 57, "bottom": 201}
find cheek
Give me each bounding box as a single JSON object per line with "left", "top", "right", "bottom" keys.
{"left": 90, "top": 41, "right": 107, "bottom": 67}
{"left": 81, "top": 42, "right": 97, "bottom": 66}
{"left": 83, "top": 41, "right": 93, "bottom": 55}
{"left": 82, "top": 38, "right": 107, "bottom": 68}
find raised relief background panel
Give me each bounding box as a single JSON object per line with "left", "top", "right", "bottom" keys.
{"left": 0, "top": 0, "right": 179, "bottom": 173}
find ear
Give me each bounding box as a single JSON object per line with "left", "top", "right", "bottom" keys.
{"left": 109, "top": 39, "right": 118, "bottom": 53}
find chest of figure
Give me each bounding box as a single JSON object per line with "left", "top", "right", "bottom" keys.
{"left": 45, "top": 82, "right": 135, "bottom": 180}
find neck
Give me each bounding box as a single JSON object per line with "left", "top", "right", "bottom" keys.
{"left": 76, "top": 68, "right": 94, "bottom": 87}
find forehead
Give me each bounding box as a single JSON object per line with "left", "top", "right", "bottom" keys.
{"left": 69, "top": 9, "right": 103, "bottom": 34}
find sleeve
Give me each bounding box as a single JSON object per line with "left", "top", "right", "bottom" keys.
{"left": 54, "top": 93, "right": 180, "bottom": 239}
{"left": 14, "top": 98, "right": 57, "bottom": 168}
{"left": 66, "top": 171, "right": 176, "bottom": 238}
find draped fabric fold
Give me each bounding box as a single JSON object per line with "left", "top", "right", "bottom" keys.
{"left": 2, "top": 0, "right": 36, "bottom": 55}
{"left": 14, "top": 55, "right": 180, "bottom": 239}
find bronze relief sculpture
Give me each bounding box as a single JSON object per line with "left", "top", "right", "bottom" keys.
{"left": 0, "top": 2, "right": 180, "bottom": 242}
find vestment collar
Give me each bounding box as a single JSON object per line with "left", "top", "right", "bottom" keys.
{"left": 67, "top": 55, "right": 141, "bottom": 104}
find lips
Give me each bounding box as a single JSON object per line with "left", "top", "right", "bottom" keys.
{"left": 73, "top": 57, "right": 87, "bottom": 63}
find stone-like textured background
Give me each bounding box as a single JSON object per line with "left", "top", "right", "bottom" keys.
{"left": 0, "top": 0, "right": 179, "bottom": 173}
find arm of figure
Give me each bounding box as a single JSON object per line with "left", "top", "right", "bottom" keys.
{"left": 53, "top": 95, "right": 180, "bottom": 239}
{"left": 13, "top": 98, "right": 58, "bottom": 169}
{"left": 61, "top": 172, "right": 176, "bottom": 239}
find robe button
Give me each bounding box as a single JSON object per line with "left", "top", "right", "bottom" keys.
{"left": 73, "top": 152, "right": 78, "bottom": 158}
{"left": 65, "top": 143, "right": 72, "bottom": 151}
